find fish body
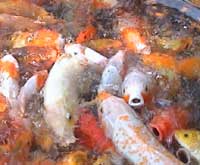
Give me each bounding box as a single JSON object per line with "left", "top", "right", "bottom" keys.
{"left": 57, "top": 151, "right": 88, "bottom": 165}
{"left": 0, "top": 55, "right": 19, "bottom": 102}
{"left": 121, "top": 27, "right": 151, "bottom": 54}
{"left": 18, "top": 70, "right": 48, "bottom": 114}
{"left": 0, "top": 0, "right": 57, "bottom": 24}
{"left": 75, "top": 109, "right": 113, "bottom": 153}
{"left": 12, "top": 29, "right": 64, "bottom": 50}
{"left": 122, "top": 69, "right": 153, "bottom": 108}
{"left": 175, "top": 129, "right": 200, "bottom": 163}
{"left": 98, "top": 94, "right": 182, "bottom": 164}
{"left": 43, "top": 54, "right": 88, "bottom": 146}
{"left": 98, "top": 50, "right": 126, "bottom": 96}
{"left": 64, "top": 44, "right": 108, "bottom": 72}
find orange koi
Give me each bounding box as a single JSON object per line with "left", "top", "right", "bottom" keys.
{"left": 142, "top": 52, "right": 177, "bottom": 71}
{"left": 177, "top": 56, "right": 200, "bottom": 79}
{"left": 121, "top": 27, "right": 151, "bottom": 54}
{"left": 75, "top": 109, "right": 113, "bottom": 153}
{"left": 149, "top": 106, "right": 190, "bottom": 143}
{"left": 12, "top": 29, "right": 64, "bottom": 50}
{"left": 76, "top": 25, "right": 96, "bottom": 44}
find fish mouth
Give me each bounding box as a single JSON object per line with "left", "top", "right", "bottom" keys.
{"left": 176, "top": 148, "right": 191, "bottom": 164}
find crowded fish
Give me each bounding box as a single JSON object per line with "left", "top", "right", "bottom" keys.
{"left": 0, "top": 0, "right": 199, "bottom": 164}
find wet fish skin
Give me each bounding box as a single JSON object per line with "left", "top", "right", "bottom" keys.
{"left": 98, "top": 94, "right": 183, "bottom": 165}
{"left": 43, "top": 54, "right": 88, "bottom": 146}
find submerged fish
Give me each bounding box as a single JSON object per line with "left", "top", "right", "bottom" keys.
{"left": 98, "top": 50, "right": 126, "bottom": 96}
{"left": 0, "top": 55, "right": 19, "bottom": 102}
{"left": 98, "top": 93, "right": 182, "bottom": 164}
{"left": 122, "top": 69, "right": 154, "bottom": 108}
{"left": 11, "top": 29, "right": 65, "bottom": 50}
{"left": 0, "top": 0, "right": 57, "bottom": 24}
{"left": 18, "top": 70, "right": 48, "bottom": 114}
{"left": 75, "top": 109, "right": 113, "bottom": 153}
{"left": 57, "top": 150, "right": 88, "bottom": 165}
{"left": 43, "top": 54, "right": 89, "bottom": 146}
{"left": 175, "top": 129, "right": 200, "bottom": 163}
{"left": 64, "top": 44, "right": 108, "bottom": 72}
{"left": 149, "top": 107, "right": 190, "bottom": 143}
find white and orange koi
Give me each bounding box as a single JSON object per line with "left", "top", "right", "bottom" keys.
{"left": 18, "top": 70, "right": 48, "bottom": 114}
{"left": 0, "top": 55, "right": 20, "bottom": 102}
{"left": 98, "top": 93, "right": 182, "bottom": 165}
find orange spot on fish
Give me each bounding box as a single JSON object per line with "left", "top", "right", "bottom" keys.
{"left": 119, "top": 115, "right": 129, "bottom": 121}
{"left": 36, "top": 70, "right": 48, "bottom": 91}
{"left": 76, "top": 25, "right": 96, "bottom": 44}
{"left": 97, "top": 91, "right": 112, "bottom": 101}
{"left": 123, "top": 95, "right": 129, "bottom": 103}
{"left": 0, "top": 61, "right": 19, "bottom": 80}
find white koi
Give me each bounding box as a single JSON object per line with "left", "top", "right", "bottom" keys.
{"left": 98, "top": 94, "right": 182, "bottom": 165}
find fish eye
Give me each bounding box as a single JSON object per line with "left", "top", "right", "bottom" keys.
{"left": 122, "top": 88, "right": 126, "bottom": 94}
{"left": 99, "top": 107, "right": 103, "bottom": 113}
{"left": 65, "top": 113, "right": 72, "bottom": 120}
{"left": 145, "top": 86, "right": 148, "bottom": 92}
{"left": 74, "top": 52, "right": 78, "bottom": 55}
{"left": 184, "top": 133, "right": 188, "bottom": 138}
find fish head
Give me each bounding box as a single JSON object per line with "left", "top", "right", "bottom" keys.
{"left": 64, "top": 43, "right": 85, "bottom": 58}
{"left": 175, "top": 129, "right": 200, "bottom": 151}
{"left": 122, "top": 70, "right": 152, "bottom": 108}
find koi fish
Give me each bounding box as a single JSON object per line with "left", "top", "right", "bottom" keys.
{"left": 76, "top": 25, "right": 96, "bottom": 44}
{"left": 87, "top": 39, "right": 122, "bottom": 57}
{"left": 121, "top": 27, "right": 151, "bottom": 54}
{"left": 0, "top": 0, "right": 57, "bottom": 24}
{"left": 142, "top": 53, "right": 177, "bottom": 72}
{"left": 43, "top": 54, "right": 89, "bottom": 146}
{"left": 64, "top": 44, "right": 108, "bottom": 72}
{"left": 11, "top": 29, "right": 65, "bottom": 51}
{"left": 149, "top": 107, "right": 190, "bottom": 143}
{"left": 175, "top": 129, "right": 200, "bottom": 164}
{"left": 98, "top": 50, "right": 126, "bottom": 96}
{"left": 177, "top": 56, "right": 200, "bottom": 79}
{"left": 122, "top": 68, "right": 154, "bottom": 108}
{"left": 75, "top": 109, "right": 113, "bottom": 153}
{"left": 18, "top": 70, "right": 48, "bottom": 114}
{"left": 0, "top": 55, "right": 19, "bottom": 102}
{"left": 0, "top": 13, "right": 44, "bottom": 34}
{"left": 97, "top": 93, "right": 182, "bottom": 164}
